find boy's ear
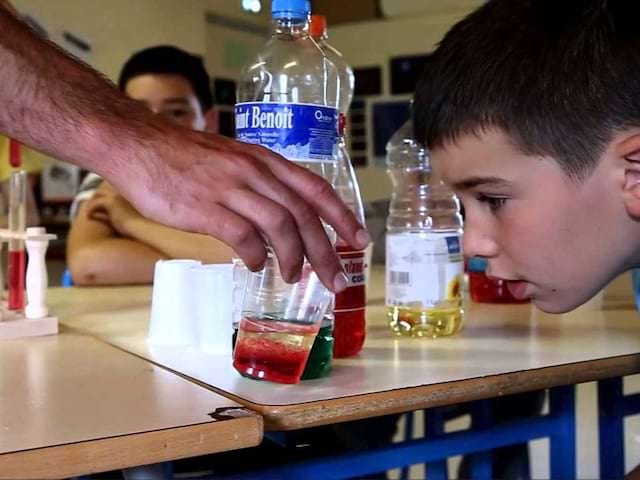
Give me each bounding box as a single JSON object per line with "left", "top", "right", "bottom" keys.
{"left": 620, "top": 134, "right": 640, "bottom": 218}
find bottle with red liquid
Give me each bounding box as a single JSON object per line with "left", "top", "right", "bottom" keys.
{"left": 468, "top": 257, "right": 528, "bottom": 303}
{"left": 311, "top": 15, "right": 366, "bottom": 358}
{"left": 334, "top": 142, "right": 367, "bottom": 357}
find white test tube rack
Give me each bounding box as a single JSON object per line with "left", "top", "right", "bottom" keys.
{"left": 0, "top": 226, "right": 58, "bottom": 340}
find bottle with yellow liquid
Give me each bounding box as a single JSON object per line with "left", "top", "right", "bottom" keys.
{"left": 385, "top": 117, "right": 464, "bottom": 338}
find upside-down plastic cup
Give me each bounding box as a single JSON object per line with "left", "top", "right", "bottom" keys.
{"left": 191, "top": 263, "right": 236, "bottom": 355}
{"left": 147, "top": 259, "right": 201, "bottom": 346}
{"left": 232, "top": 251, "right": 333, "bottom": 384}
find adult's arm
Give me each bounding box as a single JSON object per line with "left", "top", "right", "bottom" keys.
{"left": 0, "top": 4, "right": 369, "bottom": 292}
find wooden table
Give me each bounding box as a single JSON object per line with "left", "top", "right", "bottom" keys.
{"left": 0, "top": 331, "right": 262, "bottom": 479}
{"left": 51, "top": 269, "right": 640, "bottom": 431}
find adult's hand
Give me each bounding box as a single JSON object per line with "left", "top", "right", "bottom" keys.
{"left": 107, "top": 126, "right": 369, "bottom": 292}
{"left": 0, "top": 4, "right": 369, "bottom": 292}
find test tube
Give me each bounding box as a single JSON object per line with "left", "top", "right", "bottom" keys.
{"left": 8, "top": 170, "right": 26, "bottom": 310}
{"left": 9, "top": 138, "right": 22, "bottom": 168}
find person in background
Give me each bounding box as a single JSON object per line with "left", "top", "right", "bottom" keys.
{"left": 0, "top": 135, "right": 41, "bottom": 227}
{"left": 67, "top": 46, "right": 233, "bottom": 285}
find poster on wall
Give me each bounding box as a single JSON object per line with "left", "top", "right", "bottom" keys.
{"left": 21, "top": 11, "right": 94, "bottom": 63}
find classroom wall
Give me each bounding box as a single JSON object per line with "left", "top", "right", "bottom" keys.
{"left": 328, "top": 2, "right": 482, "bottom": 202}
{"left": 11, "top": 0, "right": 269, "bottom": 81}
{"left": 204, "top": 12, "right": 269, "bottom": 81}
{"left": 329, "top": 2, "right": 483, "bottom": 95}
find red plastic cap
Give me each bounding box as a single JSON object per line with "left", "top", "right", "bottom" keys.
{"left": 310, "top": 14, "right": 327, "bottom": 39}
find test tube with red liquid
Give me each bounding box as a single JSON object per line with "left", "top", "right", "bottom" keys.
{"left": 8, "top": 168, "right": 26, "bottom": 311}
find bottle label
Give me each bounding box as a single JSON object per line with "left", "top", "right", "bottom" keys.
{"left": 386, "top": 232, "right": 463, "bottom": 308}
{"left": 235, "top": 102, "right": 338, "bottom": 163}
{"left": 339, "top": 249, "right": 366, "bottom": 287}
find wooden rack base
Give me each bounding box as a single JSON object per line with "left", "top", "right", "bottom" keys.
{"left": 0, "top": 312, "right": 58, "bottom": 340}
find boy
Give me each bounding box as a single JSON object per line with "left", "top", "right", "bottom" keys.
{"left": 67, "top": 46, "right": 232, "bottom": 285}
{"left": 414, "top": 0, "right": 640, "bottom": 314}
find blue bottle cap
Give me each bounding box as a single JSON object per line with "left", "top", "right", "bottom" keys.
{"left": 467, "top": 257, "right": 488, "bottom": 273}
{"left": 272, "top": 0, "right": 310, "bottom": 19}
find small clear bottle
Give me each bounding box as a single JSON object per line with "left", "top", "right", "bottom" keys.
{"left": 385, "top": 118, "right": 464, "bottom": 338}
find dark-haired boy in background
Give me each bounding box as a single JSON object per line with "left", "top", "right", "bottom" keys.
{"left": 67, "top": 46, "right": 232, "bottom": 285}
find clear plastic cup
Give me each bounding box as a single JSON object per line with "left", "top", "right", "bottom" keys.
{"left": 232, "top": 252, "right": 333, "bottom": 384}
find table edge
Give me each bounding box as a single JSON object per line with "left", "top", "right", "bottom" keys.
{"left": 0, "top": 415, "right": 263, "bottom": 479}
{"left": 213, "top": 353, "right": 640, "bottom": 430}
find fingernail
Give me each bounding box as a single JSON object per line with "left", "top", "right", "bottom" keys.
{"left": 291, "top": 269, "right": 302, "bottom": 284}
{"left": 356, "top": 228, "right": 371, "bottom": 248}
{"left": 333, "top": 271, "right": 349, "bottom": 293}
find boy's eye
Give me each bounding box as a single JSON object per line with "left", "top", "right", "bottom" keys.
{"left": 162, "top": 108, "right": 190, "bottom": 119}
{"left": 477, "top": 194, "right": 507, "bottom": 211}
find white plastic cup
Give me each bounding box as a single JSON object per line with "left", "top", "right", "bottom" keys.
{"left": 191, "top": 264, "right": 235, "bottom": 354}
{"left": 147, "top": 259, "right": 201, "bottom": 346}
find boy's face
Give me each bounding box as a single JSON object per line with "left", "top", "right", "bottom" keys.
{"left": 124, "top": 73, "right": 207, "bottom": 131}
{"left": 432, "top": 129, "right": 639, "bottom": 313}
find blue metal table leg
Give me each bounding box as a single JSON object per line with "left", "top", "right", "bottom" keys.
{"left": 599, "top": 377, "right": 625, "bottom": 479}
{"left": 424, "top": 407, "right": 448, "bottom": 480}
{"left": 549, "top": 385, "right": 576, "bottom": 479}
{"left": 399, "top": 411, "right": 416, "bottom": 480}
{"left": 470, "top": 400, "right": 493, "bottom": 480}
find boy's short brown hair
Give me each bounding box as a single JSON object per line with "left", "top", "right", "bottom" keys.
{"left": 414, "top": 0, "right": 640, "bottom": 180}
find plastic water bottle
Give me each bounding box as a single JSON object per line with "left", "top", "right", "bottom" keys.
{"left": 234, "top": 0, "right": 340, "bottom": 381}
{"left": 385, "top": 118, "right": 464, "bottom": 338}
{"left": 310, "top": 15, "right": 366, "bottom": 357}
{"left": 332, "top": 127, "right": 367, "bottom": 356}
{"left": 236, "top": 0, "right": 339, "bottom": 182}
{"left": 309, "top": 15, "right": 355, "bottom": 115}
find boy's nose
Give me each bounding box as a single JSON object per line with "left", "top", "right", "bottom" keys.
{"left": 462, "top": 224, "right": 499, "bottom": 259}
